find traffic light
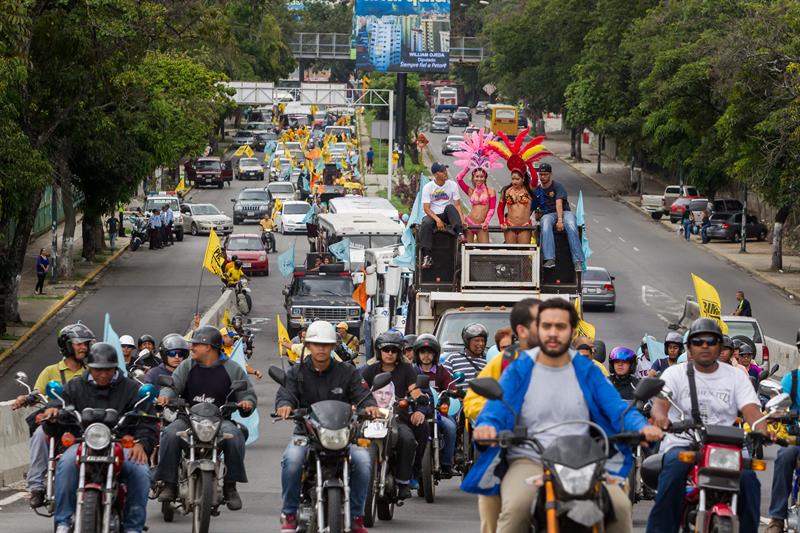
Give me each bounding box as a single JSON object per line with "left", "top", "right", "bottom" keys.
{"left": 362, "top": 75, "right": 370, "bottom": 90}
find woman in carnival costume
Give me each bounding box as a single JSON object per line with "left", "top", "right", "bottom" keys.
{"left": 452, "top": 128, "right": 503, "bottom": 243}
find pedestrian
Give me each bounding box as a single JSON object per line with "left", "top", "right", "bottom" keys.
{"left": 366, "top": 147, "right": 374, "bottom": 172}
{"left": 34, "top": 248, "right": 50, "bottom": 294}
{"left": 733, "top": 290, "right": 752, "bottom": 317}
{"left": 106, "top": 213, "right": 118, "bottom": 251}
{"left": 700, "top": 208, "right": 711, "bottom": 244}
{"left": 149, "top": 208, "right": 162, "bottom": 250}
{"left": 681, "top": 208, "right": 694, "bottom": 241}
{"left": 161, "top": 204, "right": 174, "bottom": 246}
{"left": 117, "top": 204, "right": 125, "bottom": 237}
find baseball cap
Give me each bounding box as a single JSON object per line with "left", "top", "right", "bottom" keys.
{"left": 336, "top": 322, "right": 349, "bottom": 330}
{"left": 538, "top": 162, "right": 552, "bottom": 173}
{"left": 430, "top": 163, "right": 448, "bottom": 174}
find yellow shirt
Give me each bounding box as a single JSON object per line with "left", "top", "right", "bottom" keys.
{"left": 593, "top": 359, "right": 610, "bottom": 376}
{"left": 226, "top": 268, "right": 243, "bottom": 284}
{"left": 463, "top": 347, "right": 521, "bottom": 421}
{"left": 259, "top": 218, "right": 274, "bottom": 231}
{"left": 35, "top": 359, "right": 86, "bottom": 393}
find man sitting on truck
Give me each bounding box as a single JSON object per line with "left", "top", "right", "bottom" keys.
{"left": 533, "top": 163, "right": 585, "bottom": 272}
{"left": 419, "top": 163, "right": 465, "bottom": 269}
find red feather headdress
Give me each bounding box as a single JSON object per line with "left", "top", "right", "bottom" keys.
{"left": 487, "top": 127, "right": 552, "bottom": 188}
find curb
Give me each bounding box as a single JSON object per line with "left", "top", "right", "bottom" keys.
{"left": 0, "top": 242, "right": 130, "bottom": 365}
{"left": 557, "top": 156, "right": 800, "bottom": 302}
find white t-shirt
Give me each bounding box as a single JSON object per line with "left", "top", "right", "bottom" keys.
{"left": 660, "top": 362, "right": 759, "bottom": 452}
{"left": 636, "top": 355, "right": 652, "bottom": 378}
{"left": 422, "top": 180, "right": 459, "bottom": 215}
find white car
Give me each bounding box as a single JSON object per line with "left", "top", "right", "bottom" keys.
{"left": 236, "top": 157, "right": 264, "bottom": 181}
{"left": 267, "top": 181, "right": 297, "bottom": 204}
{"left": 721, "top": 315, "right": 768, "bottom": 364}
{"left": 180, "top": 203, "right": 233, "bottom": 236}
{"left": 277, "top": 201, "right": 311, "bottom": 234}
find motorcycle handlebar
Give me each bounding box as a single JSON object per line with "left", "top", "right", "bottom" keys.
{"left": 668, "top": 420, "right": 697, "bottom": 434}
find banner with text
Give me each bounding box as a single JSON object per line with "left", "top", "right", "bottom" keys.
{"left": 352, "top": 0, "right": 450, "bottom": 73}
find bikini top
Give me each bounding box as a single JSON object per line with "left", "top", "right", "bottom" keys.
{"left": 470, "top": 184, "right": 490, "bottom": 206}
{"left": 504, "top": 187, "right": 531, "bottom": 206}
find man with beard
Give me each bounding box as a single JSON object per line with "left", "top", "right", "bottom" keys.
{"left": 470, "top": 298, "right": 663, "bottom": 532}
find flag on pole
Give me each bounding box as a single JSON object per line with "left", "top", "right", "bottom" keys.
{"left": 393, "top": 174, "right": 430, "bottom": 269}
{"left": 228, "top": 339, "right": 260, "bottom": 445}
{"left": 175, "top": 176, "right": 186, "bottom": 193}
{"left": 103, "top": 313, "right": 127, "bottom": 377}
{"left": 576, "top": 191, "right": 592, "bottom": 262}
{"left": 202, "top": 229, "right": 225, "bottom": 277}
{"left": 352, "top": 278, "right": 367, "bottom": 311}
{"left": 691, "top": 273, "right": 729, "bottom": 334}
{"left": 276, "top": 315, "right": 291, "bottom": 359}
{"left": 572, "top": 298, "right": 596, "bottom": 342}
{"left": 328, "top": 238, "right": 351, "bottom": 263}
{"left": 222, "top": 308, "right": 231, "bottom": 328}
{"left": 278, "top": 243, "right": 296, "bottom": 277}
{"left": 301, "top": 203, "right": 316, "bottom": 224}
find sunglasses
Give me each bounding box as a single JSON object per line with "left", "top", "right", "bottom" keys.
{"left": 165, "top": 350, "right": 188, "bottom": 359}
{"left": 689, "top": 336, "right": 719, "bottom": 347}
{"left": 380, "top": 347, "right": 400, "bottom": 354}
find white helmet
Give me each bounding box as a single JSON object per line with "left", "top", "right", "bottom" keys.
{"left": 119, "top": 335, "right": 136, "bottom": 347}
{"left": 305, "top": 321, "right": 337, "bottom": 344}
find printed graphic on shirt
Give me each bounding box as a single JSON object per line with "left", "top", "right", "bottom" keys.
{"left": 430, "top": 187, "right": 451, "bottom": 202}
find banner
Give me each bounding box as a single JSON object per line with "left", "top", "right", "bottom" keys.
{"left": 352, "top": 0, "right": 450, "bottom": 73}
{"left": 103, "top": 313, "right": 127, "bottom": 377}
{"left": 352, "top": 278, "right": 368, "bottom": 311}
{"left": 393, "top": 174, "right": 430, "bottom": 269}
{"left": 228, "top": 339, "right": 260, "bottom": 445}
{"left": 202, "top": 229, "right": 226, "bottom": 277}
{"left": 690, "top": 273, "right": 729, "bottom": 334}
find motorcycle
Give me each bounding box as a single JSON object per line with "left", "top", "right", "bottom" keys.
{"left": 45, "top": 379, "right": 157, "bottom": 533}
{"left": 362, "top": 391, "right": 400, "bottom": 526}
{"left": 268, "top": 366, "right": 392, "bottom": 533}
{"left": 128, "top": 216, "right": 149, "bottom": 252}
{"left": 234, "top": 279, "right": 252, "bottom": 315}
{"left": 261, "top": 227, "right": 276, "bottom": 253}
{"left": 642, "top": 384, "right": 792, "bottom": 532}
{"left": 469, "top": 376, "right": 666, "bottom": 532}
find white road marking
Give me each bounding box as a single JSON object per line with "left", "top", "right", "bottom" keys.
{"left": 593, "top": 218, "right": 600, "bottom": 223}
{"left": 0, "top": 491, "right": 27, "bottom": 506}
{"left": 633, "top": 246, "right": 640, "bottom": 252}
{"left": 618, "top": 236, "right": 626, "bottom": 243}
{"left": 605, "top": 227, "right": 612, "bottom": 233}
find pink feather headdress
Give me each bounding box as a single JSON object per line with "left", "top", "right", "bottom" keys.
{"left": 453, "top": 128, "right": 503, "bottom": 174}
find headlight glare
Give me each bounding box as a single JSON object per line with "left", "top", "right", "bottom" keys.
{"left": 84, "top": 423, "right": 112, "bottom": 450}
{"left": 318, "top": 427, "right": 350, "bottom": 450}
{"left": 707, "top": 448, "right": 740, "bottom": 471}
{"left": 191, "top": 418, "right": 221, "bottom": 443}
{"left": 553, "top": 463, "right": 597, "bottom": 496}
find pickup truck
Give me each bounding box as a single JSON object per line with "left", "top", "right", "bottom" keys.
{"left": 640, "top": 185, "right": 700, "bottom": 219}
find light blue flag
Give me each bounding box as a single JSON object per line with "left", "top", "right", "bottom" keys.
{"left": 265, "top": 141, "right": 277, "bottom": 155}
{"left": 279, "top": 243, "right": 296, "bottom": 277}
{"left": 328, "top": 238, "right": 351, "bottom": 262}
{"left": 636, "top": 334, "right": 666, "bottom": 362}
{"left": 228, "top": 339, "right": 260, "bottom": 445}
{"left": 103, "top": 313, "right": 127, "bottom": 377}
{"left": 576, "top": 191, "right": 593, "bottom": 262}
{"left": 393, "top": 174, "right": 430, "bottom": 269}
{"left": 302, "top": 173, "right": 310, "bottom": 192}
{"left": 301, "top": 203, "right": 316, "bottom": 224}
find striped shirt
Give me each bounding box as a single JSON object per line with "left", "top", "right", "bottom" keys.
{"left": 442, "top": 352, "right": 487, "bottom": 390}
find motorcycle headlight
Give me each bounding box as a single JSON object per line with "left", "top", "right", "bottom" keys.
{"left": 707, "top": 447, "right": 740, "bottom": 471}
{"left": 318, "top": 427, "right": 350, "bottom": 450}
{"left": 191, "top": 417, "right": 221, "bottom": 443}
{"left": 291, "top": 307, "right": 303, "bottom": 317}
{"left": 553, "top": 463, "right": 597, "bottom": 496}
{"left": 84, "top": 423, "right": 112, "bottom": 450}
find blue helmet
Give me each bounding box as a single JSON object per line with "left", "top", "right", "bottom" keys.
{"left": 609, "top": 346, "right": 637, "bottom": 363}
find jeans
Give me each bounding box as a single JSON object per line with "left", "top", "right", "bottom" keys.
{"left": 768, "top": 445, "right": 800, "bottom": 519}
{"left": 419, "top": 204, "right": 463, "bottom": 256}
{"left": 108, "top": 231, "right": 117, "bottom": 251}
{"left": 27, "top": 425, "right": 48, "bottom": 491}
{"left": 281, "top": 442, "right": 371, "bottom": 517}
{"left": 682, "top": 220, "right": 692, "bottom": 241}
{"left": 700, "top": 222, "right": 710, "bottom": 243}
{"left": 540, "top": 211, "right": 585, "bottom": 264}
{"left": 646, "top": 447, "right": 761, "bottom": 533}
{"left": 55, "top": 444, "right": 150, "bottom": 532}
{"left": 438, "top": 415, "right": 456, "bottom": 466}
{"left": 156, "top": 418, "right": 247, "bottom": 484}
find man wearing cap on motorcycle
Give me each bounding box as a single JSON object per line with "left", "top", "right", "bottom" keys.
{"left": 144, "top": 333, "right": 190, "bottom": 385}
{"left": 12, "top": 323, "right": 93, "bottom": 508}
{"left": 155, "top": 325, "right": 256, "bottom": 511}
{"left": 41, "top": 342, "right": 157, "bottom": 533}
{"left": 337, "top": 321, "right": 359, "bottom": 354}
{"left": 120, "top": 334, "right": 136, "bottom": 367}
{"left": 275, "top": 320, "right": 382, "bottom": 533}
{"left": 467, "top": 298, "right": 662, "bottom": 533}
{"left": 647, "top": 318, "right": 766, "bottom": 533}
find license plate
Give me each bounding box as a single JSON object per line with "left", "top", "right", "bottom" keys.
{"left": 364, "top": 421, "right": 388, "bottom": 439}
{"left": 584, "top": 288, "right": 599, "bottom": 294}
{"left": 243, "top": 262, "right": 252, "bottom": 268}
{"left": 82, "top": 455, "right": 112, "bottom": 463}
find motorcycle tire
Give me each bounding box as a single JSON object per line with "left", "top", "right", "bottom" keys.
{"left": 364, "top": 445, "right": 379, "bottom": 527}
{"left": 176, "top": 230, "right": 184, "bottom": 242}
{"left": 245, "top": 293, "right": 252, "bottom": 313}
{"left": 709, "top": 515, "right": 734, "bottom": 533}
{"left": 131, "top": 238, "right": 140, "bottom": 251}
{"left": 324, "top": 487, "right": 344, "bottom": 533}
{"left": 421, "top": 442, "right": 435, "bottom": 503}
{"left": 237, "top": 293, "right": 251, "bottom": 315}
{"left": 79, "top": 488, "right": 103, "bottom": 533}
{"left": 192, "top": 470, "right": 214, "bottom": 533}
{"left": 162, "top": 501, "right": 174, "bottom": 522}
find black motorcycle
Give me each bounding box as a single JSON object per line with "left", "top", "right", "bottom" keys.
{"left": 269, "top": 366, "right": 392, "bottom": 533}
{"left": 128, "top": 215, "right": 149, "bottom": 252}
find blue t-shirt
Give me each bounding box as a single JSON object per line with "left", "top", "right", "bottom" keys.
{"left": 36, "top": 255, "right": 49, "bottom": 274}
{"left": 535, "top": 181, "right": 570, "bottom": 215}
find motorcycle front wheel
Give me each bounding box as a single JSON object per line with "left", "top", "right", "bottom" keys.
{"left": 131, "top": 238, "right": 140, "bottom": 251}
{"left": 324, "top": 487, "right": 344, "bottom": 533}
{"left": 79, "top": 489, "right": 103, "bottom": 533}
{"left": 162, "top": 501, "right": 174, "bottom": 522}
{"left": 192, "top": 470, "right": 214, "bottom": 533}
{"left": 421, "top": 442, "right": 435, "bottom": 503}
{"left": 364, "top": 444, "right": 379, "bottom": 527}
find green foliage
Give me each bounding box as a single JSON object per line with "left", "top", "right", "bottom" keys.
{"left": 366, "top": 73, "right": 430, "bottom": 163}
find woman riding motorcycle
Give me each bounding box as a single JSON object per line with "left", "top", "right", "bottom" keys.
{"left": 608, "top": 346, "right": 640, "bottom": 401}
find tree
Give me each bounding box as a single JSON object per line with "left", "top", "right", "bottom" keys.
{"left": 292, "top": 2, "right": 352, "bottom": 81}
{"left": 368, "top": 73, "right": 430, "bottom": 165}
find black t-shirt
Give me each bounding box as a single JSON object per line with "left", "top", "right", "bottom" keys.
{"left": 535, "top": 181, "right": 570, "bottom": 215}
{"left": 182, "top": 364, "right": 232, "bottom": 407}
{"left": 738, "top": 298, "right": 752, "bottom": 317}
{"left": 361, "top": 362, "right": 417, "bottom": 398}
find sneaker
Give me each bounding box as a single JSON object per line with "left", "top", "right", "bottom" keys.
{"left": 421, "top": 256, "right": 433, "bottom": 269}
{"left": 765, "top": 519, "right": 785, "bottom": 533}
{"left": 352, "top": 515, "right": 369, "bottom": 533}
{"left": 280, "top": 513, "right": 298, "bottom": 532}
{"left": 543, "top": 259, "right": 556, "bottom": 269}
{"left": 157, "top": 482, "right": 177, "bottom": 502}
{"left": 440, "top": 465, "right": 453, "bottom": 479}
{"left": 223, "top": 482, "right": 242, "bottom": 510}
{"left": 29, "top": 489, "right": 45, "bottom": 508}
{"left": 55, "top": 525, "right": 71, "bottom": 533}
{"left": 398, "top": 484, "right": 412, "bottom": 500}
{"left": 574, "top": 262, "right": 583, "bottom": 273}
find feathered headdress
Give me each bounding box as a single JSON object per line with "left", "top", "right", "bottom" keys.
{"left": 453, "top": 128, "right": 503, "bottom": 173}
{"left": 488, "top": 127, "right": 552, "bottom": 187}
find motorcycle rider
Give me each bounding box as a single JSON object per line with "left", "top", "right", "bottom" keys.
{"left": 469, "top": 298, "right": 663, "bottom": 532}
{"left": 144, "top": 333, "right": 189, "bottom": 384}
{"left": 362, "top": 331, "right": 429, "bottom": 499}
{"left": 225, "top": 260, "right": 247, "bottom": 287}
{"left": 12, "top": 323, "right": 93, "bottom": 508}
{"left": 137, "top": 334, "right": 156, "bottom": 355}
{"left": 42, "top": 342, "right": 157, "bottom": 533}
{"left": 719, "top": 335, "right": 734, "bottom": 363}
{"left": 412, "top": 334, "right": 457, "bottom": 477}
{"left": 574, "top": 336, "right": 610, "bottom": 376}
{"left": 274, "top": 320, "right": 381, "bottom": 533}
{"left": 259, "top": 215, "right": 276, "bottom": 252}
{"left": 738, "top": 342, "right": 761, "bottom": 379}
{"left": 636, "top": 336, "right": 653, "bottom": 378}
{"left": 442, "top": 323, "right": 488, "bottom": 390}
{"left": 646, "top": 318, "right": 765, "bottom": 533}
{"left": 403, "top": 334, "right": 418, "bottom": 363}
{"left": 608, "top": 346, "right": 640, "bottom": 401}
{"left": 648, "top": 331, "right": 683, "bottom": 376}
{"left": 155, "top": 325, "right": 256, "bottom": 511}
{"left": 120, "top": 334, "right": 136, "bottom": 367}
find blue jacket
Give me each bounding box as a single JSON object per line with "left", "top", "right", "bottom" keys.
{"left": 461, "top": 349, "right": 648, "bottom": 495}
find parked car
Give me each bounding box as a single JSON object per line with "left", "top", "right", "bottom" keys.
{"left": 456, "top": 106, "right": 472, "bottom": 121}
{"left": 231, "top": 188, "right": 271, "bottom": 224}
{"left": 641, "top": 194, "right": 666, "bottom": 220}
{"left": 704, "top": 213, "right": 768, "bottom": 242}
{"left": 431, "top": 114, "right": 450, "bottom": 133}
{"left": 709, "top": 198, "right": 743, "bottom": 215}
{"left": 224, "top": 233, "right": 269, "bottom": 276}
{"left": 180, "top": 203, "right": 233, "bottom": 236}
{"left": 581, "top": 266, "right": 615, "bottom": 311}
{"left": 277, "top": 200, "right": 311, "bottom": 234}
{"left": 721, "top": 315, "right": 768, "bottom": 364}
{"left": 449, "top": 111, "right": 470, "bottom": 127}
{"left": 441, "top": 135, "right": 464, "bottom": 155}
{"left": 669, "top": 197, "right": 707, "bottom": 223}
{"left": 475, "top": 101, "right": 489, "bottom": 115}
{"left": 236, "top": 157, "right": 265, "bottom": 181}
{"left": 664, "top": 185, "right": 700, "bottom": 215}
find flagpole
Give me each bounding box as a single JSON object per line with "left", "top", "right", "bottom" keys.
{"left": 195, "top": 266, "right": 205, "bottom": 316}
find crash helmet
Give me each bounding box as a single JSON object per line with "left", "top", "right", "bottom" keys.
{"left": 738, "top": 342, "right": 755, "bottom": 357}
{"left": 57, "top": 323, "right": 95, "bottom": 357}
{"left": 119, "top": 335, "right": 136, "bottom": 348}
{"left": 86, "top": 342, "right": 120, "bottom": 369}
{"left": 188, "top": 326, "right": 223, "bottom": 350}
{"left": 375, "top": 330, "right": 404, "bottom": 354}
{"left": 403, "top": 334, "right": 418, "bottom": 351}
{"left": 461, "top": 323, "right": 488, "bottom": 345}
{"left": 159, "top": 333, "right": 190, "bottom": 359}
{"left": 686, "top": 318, "right": 723, "bottom": 341}
{"left": 609, "top": 346, "right": 637, "bottom": 363}
{"left": 231, "top": 255, "right": 238, "bottom": 262}
{"left": 721, "top": 336, "right": 734, "bottom": 350}
{"left": 413, "top": 334, "right": 441, "bottom": 364}
{"left": 231, "top": 315, "right": 244, "bottom": 330}
{"left": 137, "top": 334, "right": 156, "bottom": 349}
{"left": 305, "top": 320, "right": 337, "bottom": 344}
{"left": 664, "top": 331, "right": 684, "bottom": 350}
{"left": 234, "top": 260, "right": 243, "bottom": 269}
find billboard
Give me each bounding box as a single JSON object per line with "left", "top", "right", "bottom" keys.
{"left": 352, "top": 0, "right": 450, "bottom": 73}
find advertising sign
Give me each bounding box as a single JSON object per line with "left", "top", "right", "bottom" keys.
{"left": 352, "top": 0, "right": 450, "bottom": 73}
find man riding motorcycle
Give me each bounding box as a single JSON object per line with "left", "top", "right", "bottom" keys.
{"left": 442, "top": 323, "right": 489, "bottom": 390}
{"left": 13, "top": 323, "right": 93, "bottom": 508}
{"left": 155, "top": 325, "right": 256, "bottom": 511}
{"left": 144, "top": 333, "right": 190, "bottom": 384}
{"left": 42, "top": 342, "right": 157, "bottom": 533}
{"left": 275, "top": 320, "right": 381, "bottom": 533}
{"left": 646, "top": 318, "right": 765, "bottom": 533}
{"left": 468, "top": 298, "right": 662, "bottom": 532}
{"left": 648, "top": 331, "right": 684, "bottom": 376}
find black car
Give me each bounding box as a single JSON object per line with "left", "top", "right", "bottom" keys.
{"left": 253, "top": 131, "right": 277, "bottom": 151}
{"left": 231, "top": 188, "right": 271, "bottom": 224}
{"left": 449, "top": 111, "right": 470, "bottom": 127}
{"left": 456, "top": 106, "right": 472, "bottom": 121}
{"left": 704, "top": 212, "right": 768, "bottom": 242}
{"left": 283, "top": 263, "right": 362, "bottom": 337}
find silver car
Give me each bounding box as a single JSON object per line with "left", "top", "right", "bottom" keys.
{"left": 581, "top": 266, "right": 616, "bottom": 311}
{"left": 180, "top": 203, "right": 233, "bottom": 236}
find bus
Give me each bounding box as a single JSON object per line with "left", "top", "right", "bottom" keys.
{"left": 488, "top": 104, "right": 519, "bottom": 138}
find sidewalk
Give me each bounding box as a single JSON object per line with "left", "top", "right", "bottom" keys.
{"left": 546, "top": 130, "right": 800, "bottom": 299}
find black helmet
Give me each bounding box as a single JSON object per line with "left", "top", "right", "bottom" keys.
{"left": 159, "top": 333, "right": 190, "bottom": 358}
{"left": 137, "top": 334, "right": 156, "bottom": 349}
{"left": 231, "top": 255, "right": 238, "bottom": 261}
{"left": 721, "top": 335, "right": 734, "bottom": 349}
{"left": 461, "top": 323, "right": 488, "bottom": 345}
{"left": 686, "top": 318, "right": 722, "bottom": 341}
{"left": 732, "top": 338, "right": 743, "bottom": 350}
{"left": 738, "top": 342, "right": 755, "bottom": 357}
{"left": 234, "top": 260, "right": 243, "bottom": 268}
{"left": 87, "top": 342, "right": 120, "bottom": 369}
{"left": 403, "top": 334, "right": 417, "bottom": 350}
{"left": 375, "top": 330, "right": 404, "bottom": 354}
{"left": 57, "top": 323, "right": 95, "bottom": 357}
{"left": 188, "top": 325, "right": 222, "bottom": 350}
{"left": 232, "top": 315, "right": 244, "bottom": 329}
{"left": 413, "top": 334, "right": 441, "bottom": 364}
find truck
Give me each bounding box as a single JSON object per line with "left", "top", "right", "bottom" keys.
{"left": 363, "top": 245, "right": 413, "bottom": 360}
{"left": 433, "top": 86, "right": 459, "bottom": 114}
{"left": 420, "top": 80, "right": 465, "bottom": 109}
{"left": 641, "top": 185, "right": 700, "bottom": 220}
{"left": 143, "top": 192, "right": 185, "bottom": 241}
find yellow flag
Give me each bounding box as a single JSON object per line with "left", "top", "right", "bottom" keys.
{"left": 175, "top": 176, "right": 186, "bottom": 193}
{"left": 202, "top": 229, "right": 225, "bottom": 276}
{"left": 276, "top": 314, "right": 291, "bottom": 358}
{"left": 222, "top": 308, "right": 231, "bottom": 328}
{"left": 691, "top": 273, "right": 729, "bottom": 334}
{"left": 575, "top": 320, "right": 596, "bottom": 343}
{"left": 271, "top": 198, "right": 283, "bottom": 221}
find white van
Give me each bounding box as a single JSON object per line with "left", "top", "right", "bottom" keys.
{"left": 316, "top": 213, "right": 405, "bottom": 274}
{"left": 328, "top": 196, "right": 400, "bottom": 223}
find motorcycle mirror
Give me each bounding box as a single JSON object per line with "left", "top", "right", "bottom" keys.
{"left": 415, "top": 375, "right": 430, "bottom": 390}
{"left": 230, "top": 380, "right": 248, "bottom": 393}
{"left": 765, "top": 393, "right": 792, "bottom": 413}
{"left": 469, "top": 377, "right": 504, "bottom": 401}
{"left": 593, "top": 340, "right": 607, "bottom": 364}
{"left": 157, "top": 375, "right": 175, "bottom": 388}
{"left": 137, "top": 384, "right": 157, "bottom": 405}
{"left": 45, "top": 380, "right": 64, "bottom": 401}
{"left": 768, "top": 363, "right": 780, "bottom": 377}
{"left": 633, "top": 377, "right": 665, "bottom": 402}
{"left": 453, "top": 371, "right": 466, "bottom": 383}
{"left": 15, "top": 371, "right": 28, "bottom": 383}
{"left": 268, "top": 366, "right": 287, "bottom": 387}
{"left": 657, "top": 385, "right": 674, "bottom": 400}
{"left": 372, "top": 372, "right": 393, "bottom": 391}
{"left": 758, "top": 380, "right": 783, "bottom": 399}
{"left": 230, "top": 198, "right": 236, "bottom": 202}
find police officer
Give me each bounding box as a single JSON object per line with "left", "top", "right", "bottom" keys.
{"left": 149, "top": 208, "right": 162, "bottom": 249}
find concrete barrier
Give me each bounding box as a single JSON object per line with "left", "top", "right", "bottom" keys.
{"left": 766, "top": 336, "right": 798, "bottom": 378}
{"left": 0, "top": 402, "right": 34, "bottom": 487}
{"left": 193, "top": 289, "right": 238, "bottom": 332}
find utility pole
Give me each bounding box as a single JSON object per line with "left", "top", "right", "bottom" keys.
{"left": 740, "top": 183, "right": 748, "bottom": 253}
{"left": 395, "top": 73, "right": 407, "bottom": 168}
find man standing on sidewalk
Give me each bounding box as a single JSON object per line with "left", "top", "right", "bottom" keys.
{"left": 366, "top": 147, "right": 374, "bottom": 173}
{"left": 733, "top": 290, "right": 752, "bottom": 317}
{"left": 35, "top": 248, "right": 50, "bottom": 295}
{"left": 106, "top": 214, "right": 118, "bottom": 251}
